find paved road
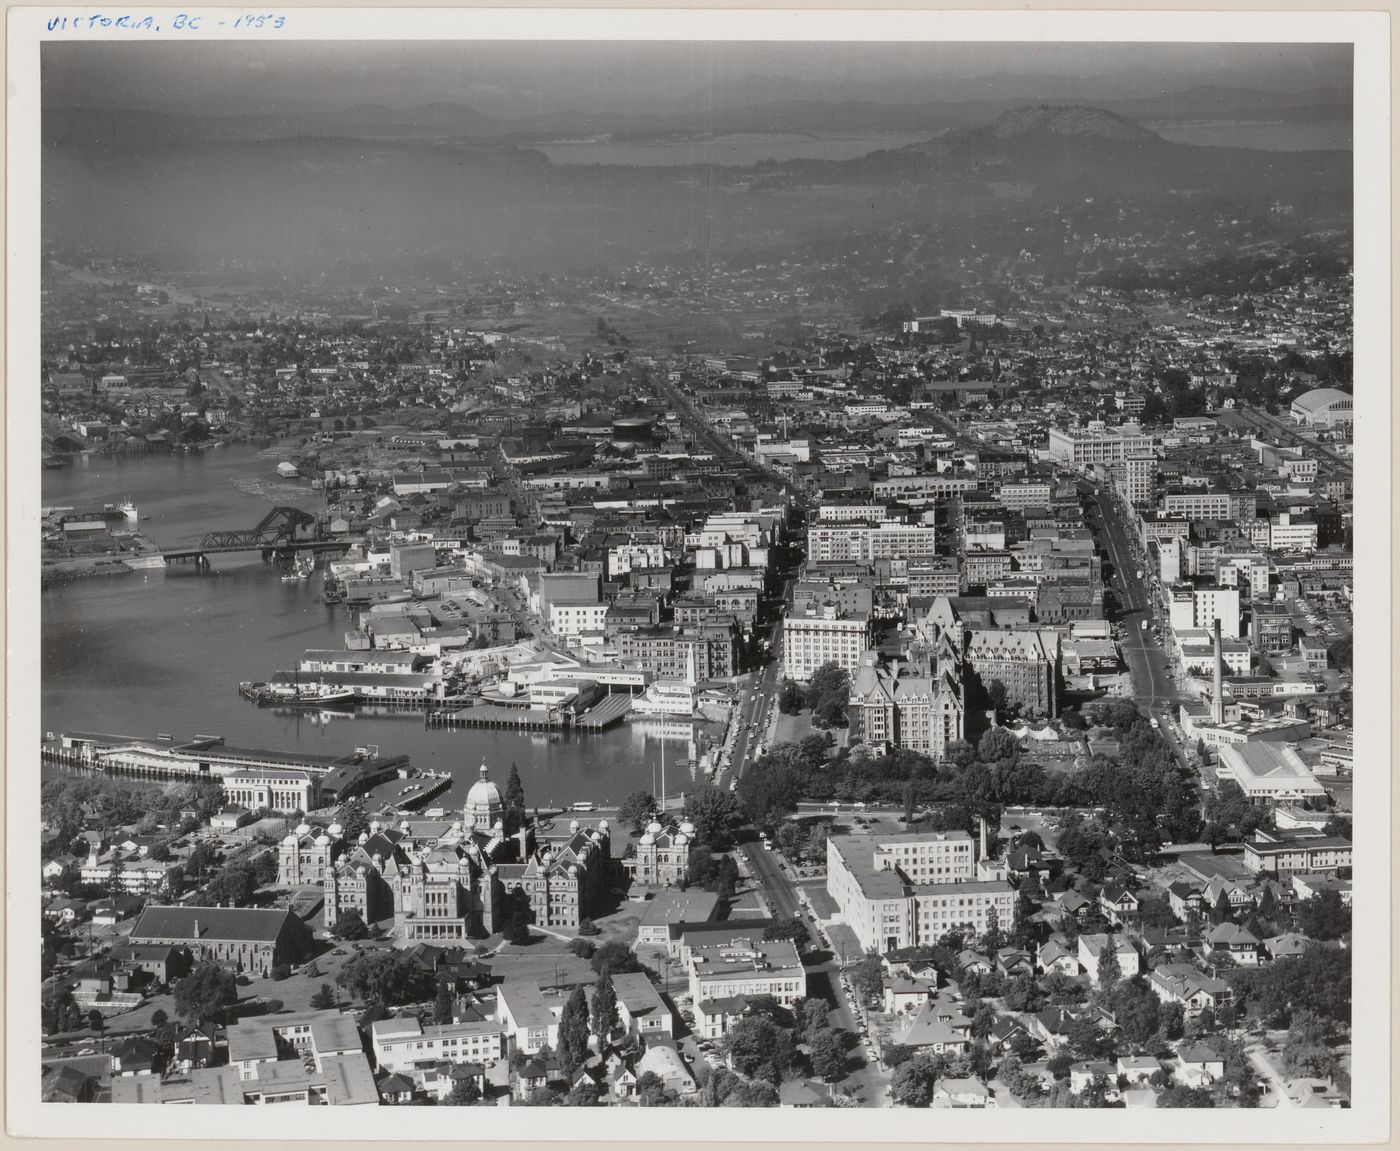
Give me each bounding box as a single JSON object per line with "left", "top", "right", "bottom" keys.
{"left": 1247, "top": 1043, "right": 1291, "bottom": 1108}
{"left": 731, "top": 635, "right": 783, "bottom": 783}
{"left": 740, "top": 840, "right": 801, "bottom": 921}
{"left": 1086, "top": 490, "right": 1183, "bottom": 710}
{"left": 738, "top": 847, "right": 888, "bottom": 1106}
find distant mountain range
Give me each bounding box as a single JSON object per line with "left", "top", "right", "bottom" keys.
{"left": 45, "top": 83, "right": 1350, "bottom": 150}
{"left": 41, "top": 101, "right": 1351, "bottom": 278}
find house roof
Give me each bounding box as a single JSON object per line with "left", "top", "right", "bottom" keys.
{"left": 131, "top": 904, "right": 298, "bottom": 944}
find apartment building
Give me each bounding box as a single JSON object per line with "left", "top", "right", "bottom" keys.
{"left": 370, "top": 1017, "right": 506, "bottom": 1074}
{"left": 782, "top": 606, "right": 873, "bottom": 680}
{"left": 1046, "top": 425, "right": 1153, "bottom": 467}
{"left": 826, "top": 832, "right": 1013, "bottom": 954}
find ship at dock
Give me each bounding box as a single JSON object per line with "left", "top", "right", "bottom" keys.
{"left": 239, "top": 679, "right": 357, "bottom": 707}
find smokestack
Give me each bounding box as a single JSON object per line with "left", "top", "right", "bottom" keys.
{"left": 193, "top": 918, "right": 201, "bottom": 940}
{"left": 1212, "top": 618, "right": 1225, "bottom": 725}
{"left": 979, "top": 815, "right": 988, "bottom": 862}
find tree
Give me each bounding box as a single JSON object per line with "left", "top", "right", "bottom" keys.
{"left": 985, "top": 679, "right": 1010, "bottom": 715}
{"left": 433, "top": 979, "right": 454, "bottom": 1025}
{"left": 777, "top": 679, "right": 804, "bottom": 715}
{"left": 1108, "top": 978, "right": 1162, "bottom": 1047}
{"left": 338, "top": 800, "right": 370, "bottom": 842}
{"left": 889, "top": 1054, "right": 940, "bottom": 1107}
{"left": 446, "top": 1077, "right": 481, "bottom": 1105}
{"left": 310, "top": 983, "right": 337, "bottom": 1010}
{"left": 336, "top": 950, "right": 436, "bottom": 1008}
{"left": 619, "top": 791, "right": 659, "bottom": 833}
{"left": 173, "top": 962, "right": 238, "bottom": 1027}
{"left": 737, "top": 759, "right": 804, "bottom": 830}
{"left": 332, "top": 909, "right": 369, "bottom": 941}
{"left": 1230, "top": 943, "right": 1350, "bottom": 1025}
{"left": 1159, "top": 1085, "right": 1216, "bottom": 1108}
{"left": 763, "top": 917, "right": 810, "bottom": 950}
{"left": 683, "top": 785, "right": 745, "bottom": 851}
{"left": 810, "top": 1028, "right": 850, "bottom": 1082}
{"left": 504, "top": 763, "right": 527, "bottom": 835}
{"left": 577, "top": 917, "right": 600, "bottom": 937}
{"left": 1296, "top": 889, "right": 1351, "bottom": 941}
{"left": 590, "top": 940, "right": 642, "bottom": 978}
{"left": 591, "top": 974, "right": 619, "bottom": 1042}
{"left": 636, "top": 1070, "right": 670, "bottom": 1107}
{"left": 797, "top": 997, "right": 831, "bottom": 1042}
{"left": 150, "top": 1008, "right": 168, "bottom": 1029}
{"left": 724, "top": 1016, "right": 792, "bottom": 1086}
{"left": 558, "top": 986, "right": 591, "bottom": 1073}
{"left": 1095, "top": 934, "right": 1122, "bottom": 1000}
{"left": 849, "top": 956, "right": 885, "bottom": 1004}
{"left": 502, "top": 910, "right": 532, "bottom": 946}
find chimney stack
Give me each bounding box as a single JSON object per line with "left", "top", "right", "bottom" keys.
{"left": 1212, "top": 618, "right": 1225, "bottom": 725}
{"left": 979, "top": 815, "right": 988, "bottom": 862}
{"left": 193, "top": 918, "right": 201, "bottom": 940}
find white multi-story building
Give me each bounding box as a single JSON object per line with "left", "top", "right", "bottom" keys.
{"left": 1169, "top": 585, "right": 1241, "bottom": 638}
{"left": 1270, "top": 513, "right": 1319, "bottom": 553}
{"left": 1162, "top": 491, "right": 1256, "bottom": 521}
{"left": 872, "top": 474, "right": 978, "bottom": 503}
{"left": 782, "top": 607, "right": 873, "bottom": 681}
{"left": 370, "top": 1017, "right": 506, "bottom": 1074}
{"left": 688, "top": 938, "right": 806, "bottom": 1036}
{"left": 816, "top": 503, "right": 897, "bottom": 523}
{"left": 1046, "top": 424, "right": 1153, "bottom": 467}
{"left": 806, "top": 522, "right": 938, "bottom": 563}
{"left": 548, "top": 601, "right": 609, "bottom": 640}
{"left": 997, "top": 482, "right": 1052, "bottom": 512}
{"left": 826, "top": 832, "right": 1014, "bottom": 954}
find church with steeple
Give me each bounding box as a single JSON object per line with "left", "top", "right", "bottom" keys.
{"left": 319, "top": 761, "right": 612, "bottom": 941}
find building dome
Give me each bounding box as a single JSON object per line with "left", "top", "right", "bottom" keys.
{"left": 646, "top": 820, "right": 664, "bottom": 836}
{"left": 569, "top": 819, "right": 581, "bottom": 833}
{"left": 315, "top": 834, "right": 331, "bottom": 847}
{"left": 597, "top": 820, "right": 608, "bottom": 832}
{"left": 358, "top": 832, "right": 369, "bottom": 845}
{"left": 296, "top": 822, "right": 311, "bottom": 837}
{"left": 282, "top": 833, "right": 298, "bottom": 846}
{"left": 399, "top": 821, "right": 410, "bottom": 832}
{"left": 640, "top": 833, "right": 655, "bottom": 846}
{"left": 679, "top": 820, "right": 695, "bottom": 836}
{"left": 370, "top": 820, "right": 381, "bottom": 834}
{"left": 465, "top": 762, "right": 505, "bottom": 832}
{"left": 328, "top": 823, "right": 344, "bottom": 838}
{"left": 674, "top": 832, "right": 688, "bottom": 846}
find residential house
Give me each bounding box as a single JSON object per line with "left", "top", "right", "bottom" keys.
{"left": 1203, "top": 922, "right": 1260, "bottom": 966}
{"left": 932, "top": 1077, "right": 992, "bottom": 1108}
{"left": 1077, "top": 934, "right": 1142, "bottom": 985}
{"left": 1166, "top": 882, "right": 1205, "bottom": 923}
{"left": 1175, "top": 1044, "right": 1225, "bottom": 1086}
{"left": 1036, "top": 939, "right": 1081, "bottom": 977}
{"left": 894, "top": 993, "right": 973, "bottom": 1056}
{"left": 1148, "top": 964, "right": 1233, "bottom": 1017}
{"left": 1117, "top": 1055, "right": 1163, "bottom": 1085}
{"left": 377, "top": 1073, "right": 416, "bottom": 1105}
{"left": 1098, "top": 882, "right": 1140, "bottom": 927}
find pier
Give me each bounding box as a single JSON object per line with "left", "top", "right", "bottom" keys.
{"left": 426, "top": 693, "right": 632, "bottom": 732}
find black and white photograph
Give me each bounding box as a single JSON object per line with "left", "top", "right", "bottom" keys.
{"left": 5, "top": 8, "right": 1390, "bottom": 1142}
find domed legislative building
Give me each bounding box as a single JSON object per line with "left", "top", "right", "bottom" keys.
{"left": 280, "top": 762, "right": 612, "bottom": 942}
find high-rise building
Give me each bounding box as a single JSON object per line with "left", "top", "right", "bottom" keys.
{"left": 782, "top": 605, "right": 873, "bottom": 681}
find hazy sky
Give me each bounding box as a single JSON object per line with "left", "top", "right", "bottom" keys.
{"left": 44, "top": 41, "right": 1351, "bottom": 119}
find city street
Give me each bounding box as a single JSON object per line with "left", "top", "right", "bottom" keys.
{"left": 1086, "top": 490, "right": 1184, "bottom": 709}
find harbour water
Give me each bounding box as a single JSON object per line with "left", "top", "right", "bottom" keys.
{"left": 40, "top": 445, "right": 697, "bottom": 808}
